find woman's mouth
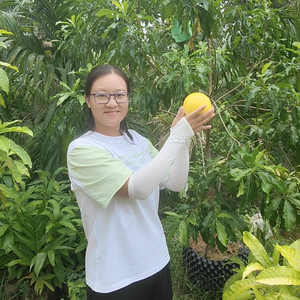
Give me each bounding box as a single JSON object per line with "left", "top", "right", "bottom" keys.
{"left": 105, "top": 110, "right": 119, "bottom": 116}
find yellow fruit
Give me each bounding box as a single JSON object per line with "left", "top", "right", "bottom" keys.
{"left": 183, "top": 92, "right": 212, "bottom": 115}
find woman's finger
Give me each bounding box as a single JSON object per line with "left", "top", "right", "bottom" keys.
{"left": 171, "top": 106, "right": 185, "bottom": 127}
{"left": 185, "top": 106, "right": 215, "bottom": 133}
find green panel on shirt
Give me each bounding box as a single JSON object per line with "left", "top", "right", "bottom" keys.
{"left": 69, "top": 146, "right": 133, "bottom": 208}
{"left": 148, "top": 139, "right": 158, "bottom": 158}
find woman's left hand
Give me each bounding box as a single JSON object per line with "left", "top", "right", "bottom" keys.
{"left": 171, "top": 106, "right": 215, "bottom": 133}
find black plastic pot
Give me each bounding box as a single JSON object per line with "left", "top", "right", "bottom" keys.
{"left": 182, "top": 246, "right": 249, "bottom": 292}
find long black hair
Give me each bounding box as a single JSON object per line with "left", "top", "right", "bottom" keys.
{"left": 83, "top": 65, "right": 133, "bottom": 141}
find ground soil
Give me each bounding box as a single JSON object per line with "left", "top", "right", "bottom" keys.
{"left": 190, "top": 227, "right": 300, "bottom": 261}
{"left": 190, "top": 233, "right": 243, "bottom": 261}
{"left": 280, "top": 228, "right": 300, "bottom": 242}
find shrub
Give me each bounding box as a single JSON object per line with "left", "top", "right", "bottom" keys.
{"left": 0, "top": 168, "right": 86, "bottom": 297}
{"left": 223, "top": 231, "right": 300, "bottom": 300}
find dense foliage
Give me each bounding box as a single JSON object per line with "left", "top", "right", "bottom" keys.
{"left": 0, "top": 0, "right": 299, "bottom": 298}
{"left": 223, "top": 232, "right": 300, "bottom": 299}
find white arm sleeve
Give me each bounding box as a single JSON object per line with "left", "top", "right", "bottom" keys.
{"left": 128, "top": 117, "right": 194, "bottom": 200}
{"left": 161, "top": 133, "right": 191, "bottom": 191}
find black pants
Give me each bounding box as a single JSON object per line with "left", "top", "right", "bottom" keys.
{"left": 87, "top": 263, "right": 173, "bottom": 300}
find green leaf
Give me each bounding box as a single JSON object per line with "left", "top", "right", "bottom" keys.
{"left": 0, "top": 62, "right": 18, "bottom": 72}
{"left": 102, "top": 22, "right": 118, "bottom": 39}
{"left": 33, "top": 252, "right": 48, "bottom": 276}
{"left": 255, "top": 266, "right": 300, "bottom": 285}
{"left": 264, "top": 198, "right": 281, "bottom": 219}
{"left": 9, "top": 139, "right": 32, "bottom": 167}
{"left": 275, "top": 245, "right": 300, "bottom": 272}
{"left": 258, "top": 172, "right": 272, "bottom": 195}
{"left": 48, "top": 250, "right": 55, "bottom": 267}
{"left": 34, "top": 276, "right": 55, "bottom": 294}
{"left": 40, "top": 273, "right": 56, "bottom": 280}
{"left": 0, "top": 136, "right": 9, "bottom": 151}
{"left": 290, "top": 239, "right": 300, "bottom": 251}
{"left": 0, "top": 30, "right": 13, "bottom": 35}
{"left": 237, "top": 180, "right": 245, "bottom": 197}
{"left": 183, "top": 70, "right": 193, "bottom": 93}
{"left": 3, "top": 231, "right": 14, "bottom": 253}
{"left": 164, "top": 211, "right": 181, "bottom": 218}
{"left": 76, "top": 94, "right": 86, "bottom": 106}
{"left": 202, "top": 210, "right": 214, "bottom": 229}
{"left": 223, "top": 278, "right": 263, "bottom": 300}
{"left": 112, "top": 0, "right": 128, "bottom": 14}
{"left": 59, "top": 221, "right": 76, "bottom": 232}
{"left": 53, "top": 263, "right": 66, "bottom": 282}
{"left": 272, "top": 244, "right": 280, "bottom": 267}
{"left": 216, "top": 219, "right": 227, "bottom": 247}
{"left": 0, "top": 68, "right": 9, "bottom": 94}
{"left": 0, "top": 93, "right": 4, "bottom": 107}
{"left": 0, "top": 184, "right": 18, "bottom": 198}
{"left": 0, "top": 224, "right": 9, "bottom": 237}
{"left": 283, "top": 200, "right": 295, "bottom": 230}
{"left": 242, "top": 262, "right": 265, "bottom": 279}
{"left": 59, "top": 81, "right": 72, "bottom": 92}
{"left": 243, "top": 232, "right": 272, "bottom": 268}
{"left": 6, "top": 259, "right": 24, "bottom": 267}
{"left": 279, "top": 295, "right": 300, "bottom": 300}
{"left": 171, "top": 20, "right": 192, "bottom": 42}
{"left": 0, "top": 122, "right": 33, "bottom": 136}
{"left": 14, "top": 161, "right": 30, "bottom": 177}
{"left": 75, "top": 241, "right": 87, "bottom": 253}
{"left": 217, "top": 212, "right": 233, "bottom": 219}
{"left": 252, "top": 285, "right": 264, "bottom": 300}
{"left": 261, "top": 62, "right": 273, "bottom": 75}
{"left": 178, "top": 220, "right": 188, "bottom": 246}
{"left": 230, "top": 168, "right": 252, "bottom": 182}
{"left": 72, "top": 78, "right": 81, "bottom": 91}
{"left": 49, "top": 199, "right": 60, "bottom": 217}
{"left": 186, "top": 214, "right": 198, "bottom": 226}
{"left": 287, "top": 195, "right": 300, "bottom": 208}
{"left": 96, "top": 9, "right": 118, "bottom": 19}
{"left": 56, "top": 93, "right": 71, "bottom": 106}
{"left": 112, "top": 0, "right": 123, "bottom": 12}
{"left": 0, "top": 154, "right": 24, "bottom": 184}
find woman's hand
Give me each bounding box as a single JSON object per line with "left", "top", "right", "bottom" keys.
{"left": 172, "top": 105, "right": 215, "bottom": 133}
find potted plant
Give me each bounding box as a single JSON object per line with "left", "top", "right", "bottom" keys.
{"left": 164, "top": 139, "right": 300, "bottom": 293}
{"left": 164, "top": 150, "right": 249, "bottom": 293}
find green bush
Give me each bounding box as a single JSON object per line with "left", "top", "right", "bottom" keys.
{"left": 223, "top": 231, "right": 300, "bottom": 300}
{"left": 0, "top": 168, "right": 86, "bottom": 297}
{"left": 228, "top": 143, "right": 300, "bottom": 231}
{"left": 164, "top": 141, "right": 300, "bottom": 253}
{"left": 164, "top": 150, "right": 248, "bottom": 252}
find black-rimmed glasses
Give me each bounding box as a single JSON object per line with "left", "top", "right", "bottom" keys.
{"left": 90, "top": 92, "right": 129, "bottom": 105}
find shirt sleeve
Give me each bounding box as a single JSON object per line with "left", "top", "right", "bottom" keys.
{"left": 68, "top": 145, "right": 133, "bottom": 208}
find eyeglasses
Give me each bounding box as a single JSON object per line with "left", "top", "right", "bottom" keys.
{"left": 89, "top": 92, "right": 129, "bottom": 105}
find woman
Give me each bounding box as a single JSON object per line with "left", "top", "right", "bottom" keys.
{"left": 67, "top": 65, "right": 215, "bottom": 300}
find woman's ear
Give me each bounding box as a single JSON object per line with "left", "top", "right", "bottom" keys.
{"left": 85, "top": 95, "right": 91, "bottom": 108}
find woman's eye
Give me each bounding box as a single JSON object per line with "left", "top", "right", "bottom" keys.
{"left": 116, "top": 93, "right": 126, "bottom": 98}
{"left": 96, "top": 93, "right": 108, "bottom": 99}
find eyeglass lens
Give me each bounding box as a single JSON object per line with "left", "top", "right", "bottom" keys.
{"left": 92, "top": 93, "right": 128, "bottom": 104}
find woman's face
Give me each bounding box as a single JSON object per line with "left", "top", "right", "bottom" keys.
{"left": 85, "top": 73, "right": 129, "bottom": 136}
